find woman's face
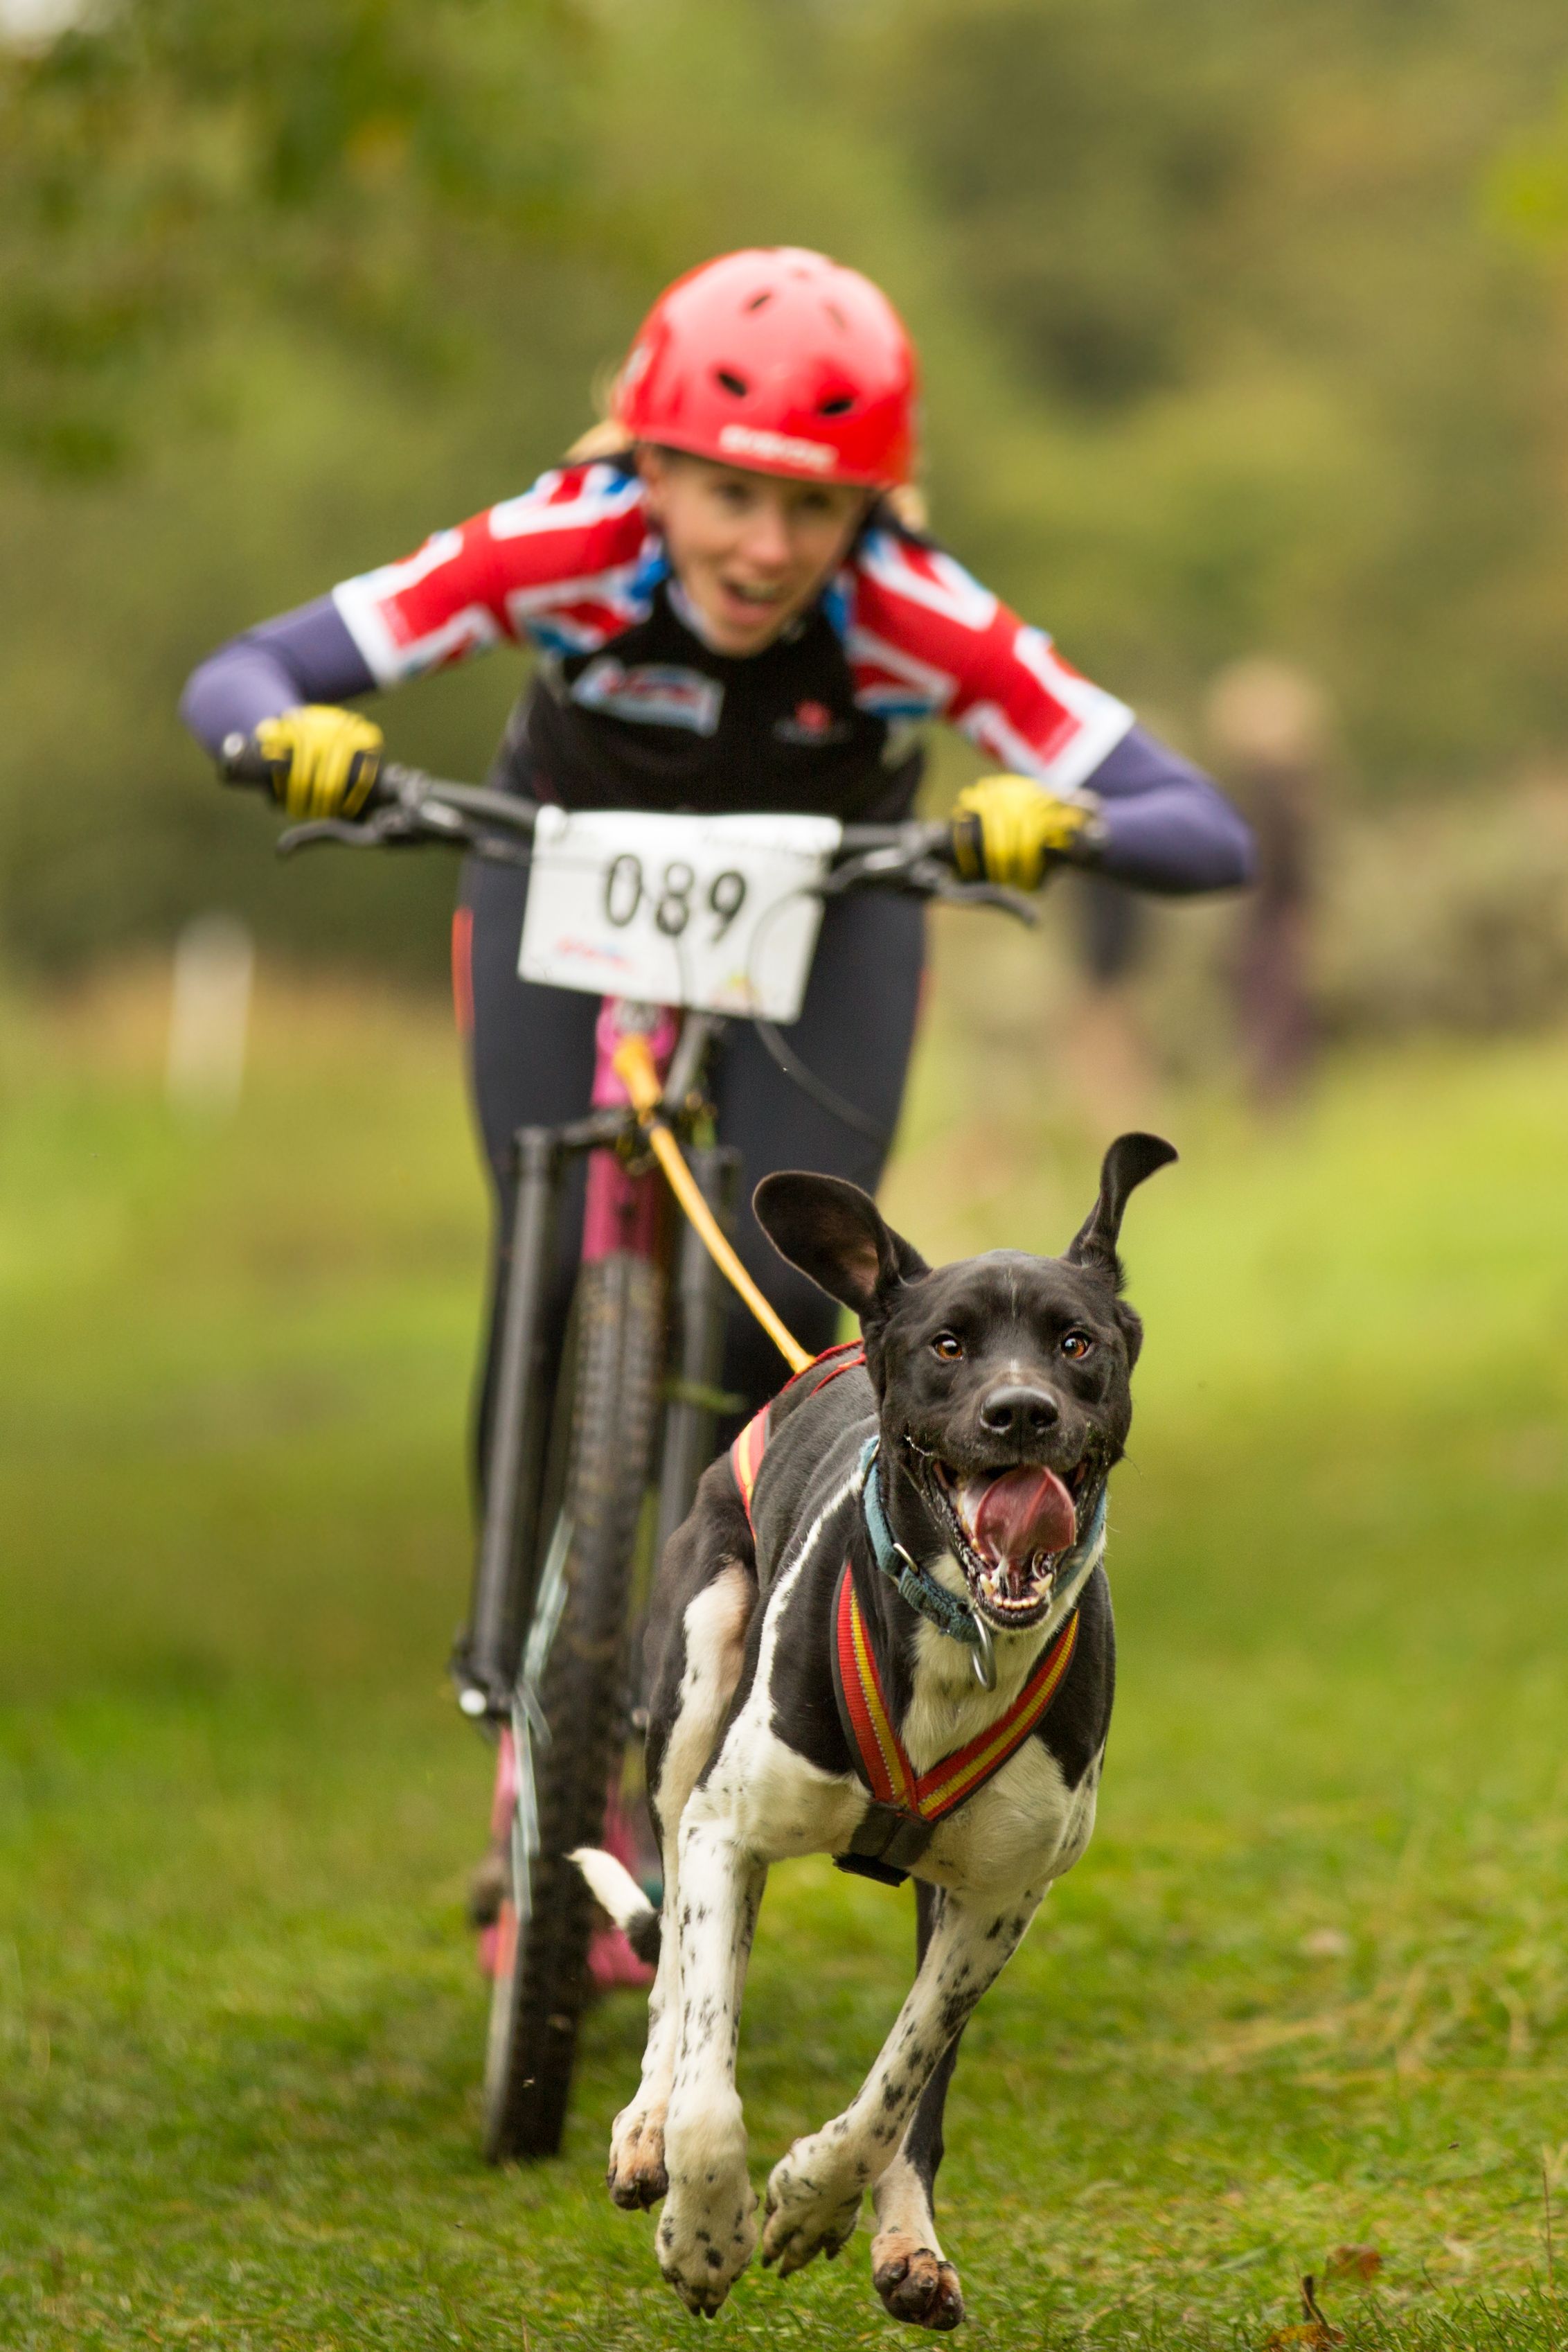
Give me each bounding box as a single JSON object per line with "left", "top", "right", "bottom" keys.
{"left": 639, "top": 448, "right": 868, "bottom": 657}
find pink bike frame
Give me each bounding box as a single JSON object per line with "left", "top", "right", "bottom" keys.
{"left": 481, "top": 993, "right": 684, "bottom": 1992}
{"left": 581, "top": 998, "right": 683, "bottom": 1262}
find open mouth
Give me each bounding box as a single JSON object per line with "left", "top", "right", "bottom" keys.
{"left": 722, "top": 576, "right": 786, "bottom": 605}
{"left": 920, "top": 1452, "right": 1099, "bottom": 1631}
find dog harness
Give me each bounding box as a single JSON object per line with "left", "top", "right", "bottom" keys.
{"left": 729, "top": 1338, "right": 868, "bottom": 1518}
{"left": 830, "top": 1571, "right": 1079, "bottom": 1885}
{"left": 729, "top": 1349, "right": 1094, "bottom": 1889}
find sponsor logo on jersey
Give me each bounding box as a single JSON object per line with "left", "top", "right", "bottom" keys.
{"left": 717, "top": 423, "right": 835, "bottom": 474}
{"left": 773, "top": 697, "right": 852, "bottom": 747}
{"left": 570, "top": 659, "right": 724, "bottom": 736}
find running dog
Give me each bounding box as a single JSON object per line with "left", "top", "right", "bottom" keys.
{"left": 574, "top": 1132, "right": 1175, "bottom": 2330}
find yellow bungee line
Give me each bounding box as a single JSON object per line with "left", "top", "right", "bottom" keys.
{"left": 612, "top": 1034, "right": 812, "bottom": 1377}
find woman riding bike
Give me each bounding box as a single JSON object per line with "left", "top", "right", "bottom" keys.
{"left": 181, "top": 243, "right": 1252, "bottom": 1629}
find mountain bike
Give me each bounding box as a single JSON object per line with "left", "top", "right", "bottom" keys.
{"left": 221, "top": 737, "right": 1034, "bottom": 2160}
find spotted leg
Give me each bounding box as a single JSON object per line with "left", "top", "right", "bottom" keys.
{"left": 607, "top": 1562, "right": 752, "bottom": 2213}
{"left": 762, "top": 1882, "right": 1044, "bottom": 2282}
{"left": 605, "top": 1893, "right": 678, "bottom": 2211}
{"left": 654, "top": 1796, "right": 767, "bottom": 2317}
{"left": 870, "top": 1883, "right": 967, "bottom": 2331}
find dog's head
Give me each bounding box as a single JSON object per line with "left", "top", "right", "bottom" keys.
{"left": 754, "top": 1133, "right": 1175, "bottom": 1635}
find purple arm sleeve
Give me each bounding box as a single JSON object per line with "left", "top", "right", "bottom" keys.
{"left": 1084, "top": 724, "right": 1254, "bottom": 894}
{"left": 179, "top": 596, "right": 377, "bottom": 757}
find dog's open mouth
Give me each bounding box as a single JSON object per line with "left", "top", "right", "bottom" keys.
{"left": 924, "top": 1456, "right": 1096, "bottom": 1630}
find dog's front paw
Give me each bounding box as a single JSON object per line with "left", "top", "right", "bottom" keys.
{"left": 657, "top": 2100, "right": 758, "bottom": 2317}
{"left": 607, "top": 2100, "right": 667, "bottom": 2211}
{"left": 872, "top": 2229, "right": 964, "bottom": 2331}
{"left": 760, "top": 2134, "right": 864, "bottom": 2276}
{"left": 654, "top": 2172, "right": 758, "bottom": 2317}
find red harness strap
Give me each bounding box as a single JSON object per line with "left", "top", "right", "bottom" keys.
{"left": 835, "top": 1568, "right": 1078, "bottom": 1825}
{"left": 729, "top": 1340, "right": 867, "bottom": 1533}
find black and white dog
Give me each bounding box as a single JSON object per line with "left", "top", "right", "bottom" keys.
{"left": 575, "top": 1133, "right": 1175, "bottom": 2330}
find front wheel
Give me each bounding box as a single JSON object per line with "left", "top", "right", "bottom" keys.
{"left": 481, "top": 1248, "right": 663, "bottom": 2162}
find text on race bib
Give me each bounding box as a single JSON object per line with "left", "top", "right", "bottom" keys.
{"left": 518, "top": 807, "right": 843, "bottom": 1023}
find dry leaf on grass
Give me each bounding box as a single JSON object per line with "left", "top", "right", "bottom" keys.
{"left": 1326, "top": 2243, "right": 1382, "bottom": 2281}
{"left": 1263, "top": 2275, "right": 1347, "bottom": 2349}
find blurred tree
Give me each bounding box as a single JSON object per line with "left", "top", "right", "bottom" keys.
{"left": 866, "top": 0, "right": 1251, "bottom": 410}
{"left": 856, "top": 0, "right": 1568, "bottom": 778}
{"left": 1492, "top": 84, "right": 1568, "bottom": 240}
{"left": 0, "top": 0, "right": 598, "bottom": 471}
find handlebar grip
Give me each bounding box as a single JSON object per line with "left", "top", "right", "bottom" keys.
{"left": 219, "top": 732, "right": 278, "bottom": 790}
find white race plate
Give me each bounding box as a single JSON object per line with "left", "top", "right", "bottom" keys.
{"left": 518, "top": 807, "right": 843, "bottom": 1023}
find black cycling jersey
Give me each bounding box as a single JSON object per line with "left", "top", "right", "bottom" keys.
{"left": 494, "top": 580, "right": 920, "bottom": 822}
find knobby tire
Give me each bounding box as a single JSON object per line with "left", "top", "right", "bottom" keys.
{"left": 482, "top": 1250, "right": 663, "bottom": 2163}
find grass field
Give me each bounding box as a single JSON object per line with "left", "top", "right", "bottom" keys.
{"left": 3, "top": 930, "right": 1568, "bottom": 2351}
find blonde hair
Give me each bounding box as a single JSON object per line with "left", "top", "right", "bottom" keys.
{"left": 564, "top": 417, "right": 636, "bottom": 463}
{"left": 882, "top": 482, "right": 929, "bottom": 534}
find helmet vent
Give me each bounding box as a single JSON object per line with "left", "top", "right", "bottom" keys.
{"left": 817, "top": 393, "right": 855, "bottom": 416}
{"left": 824, "top": 301, "right": 848, "bottom": 330}
{"left": 715, "top": 368, "right": 749, "bottom": 398}
{"left": 744, "top": 291, "right": 772, "bottom": 312}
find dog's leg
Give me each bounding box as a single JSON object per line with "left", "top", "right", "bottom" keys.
{"left": 761, "top": 1880, "right": 1044, "bottom": 2287}
{"left": 654, "top": 1791, "right": 766, "bottom": 2317}
{"left": 608, "top": 1557, "right": 753, "bottom": 2213}
{"left": 871, "top": 1881, "right": 965, "bottom": 2331}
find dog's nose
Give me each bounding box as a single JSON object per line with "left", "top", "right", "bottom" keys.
{"left": 978, "top": 1384, "right": 1060, "bottom": 1441}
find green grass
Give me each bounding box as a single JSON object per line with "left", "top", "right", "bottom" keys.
{"left": 3, "top": 943, "right": 1568, "bottom": 2349}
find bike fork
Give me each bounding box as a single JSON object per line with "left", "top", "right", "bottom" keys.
{"left": 454, "top": 1126, "right": 564, "bottom": 1719}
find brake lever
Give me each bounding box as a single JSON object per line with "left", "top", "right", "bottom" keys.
{"left": 276, "top": 805, "right": 436, "bottom": 856}
{"left": 927, "top": 874, "right": 1040, "bottom": 926}
{"left": 276, "top": 799, "right": 533, "bottom": 866}
{"left": 817, "top": 845, "right": 932, "bottom": 896}
{"left": 820, "top": 845, "right": 1037, "bottom": 923}
{"left": 903, "top": 858, "right": 1042, "bottom": 926}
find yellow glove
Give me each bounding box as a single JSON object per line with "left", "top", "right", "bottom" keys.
{"left": 252, "top": 705, "right": 383, "bottom": 821}
{"left": 951, "top": 775, "right": 1097, "bottom": 889}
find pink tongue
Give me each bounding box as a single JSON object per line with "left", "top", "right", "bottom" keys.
{"left": 972, "top": 1467, "right": 1077, "bottom": 1565}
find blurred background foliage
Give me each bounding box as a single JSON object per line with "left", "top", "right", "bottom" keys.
{"left": 3, "top": 0, "right": 1568, "bottom": 984}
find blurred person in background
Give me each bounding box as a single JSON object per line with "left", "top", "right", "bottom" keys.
{"left": 1206, "top": 657, "right": 1326, "bottom": 1108}
{"left": 1060, "top": 873, "right": 1159, "bottom": 1128}
{"left": 179, "top": 245, "right": 1252, "bottom": 1527}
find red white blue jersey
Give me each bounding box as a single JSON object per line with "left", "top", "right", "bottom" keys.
{"left": 330, "top": 460, "right": 1133, "bottom": 818}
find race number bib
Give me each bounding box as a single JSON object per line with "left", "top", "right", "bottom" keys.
{"left": 518, "top": 807, "right": 844, "bottom": 1024}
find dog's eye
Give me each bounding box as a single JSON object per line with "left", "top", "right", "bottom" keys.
{"left": 1060, "top": 1331, "right": 1093, "bottom": 1361}
{"left": 931, "top": 1331, "right": 965, "bottom": 1361}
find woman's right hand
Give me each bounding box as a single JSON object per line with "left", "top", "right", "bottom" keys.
{"left": 251, "top": 705, "right": 384, "bottom": 820}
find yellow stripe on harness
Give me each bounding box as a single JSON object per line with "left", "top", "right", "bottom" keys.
{"left": 612, "top": 1033, "right": 813, "bottom": 1377}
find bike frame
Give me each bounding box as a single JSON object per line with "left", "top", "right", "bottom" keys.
{"left": 454, "top": 995, "right": 739, "bottom": 1726}
{"left": 456, "top": 987, "right": 744, "bottom": 1990}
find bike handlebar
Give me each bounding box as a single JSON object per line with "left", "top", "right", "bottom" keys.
{"left": 219, "top": 734, "right": 279, "bottom": 789}
{"left": 217, "top": 734, "right": 1037, "bottom": 919}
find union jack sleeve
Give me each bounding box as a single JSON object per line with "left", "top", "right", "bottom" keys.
{"left": 330, "top": 462, "right": 657, "bottom": 686}
{"left": 846, "top": 528, "right": 1134, "bottom": 794}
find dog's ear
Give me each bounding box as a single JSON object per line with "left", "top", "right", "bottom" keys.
{"left": 1066, "top": 1132, "right": 1177, "bottom": 1288}
{"left": 753, "top": 1172, "right": 928, "bottom": 1320}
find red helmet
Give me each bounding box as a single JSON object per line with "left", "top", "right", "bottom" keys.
{"left": 614, "top": 247, "right": 918, "bottom": 490}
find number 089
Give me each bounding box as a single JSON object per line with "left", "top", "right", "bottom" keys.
{"left": 603, "top": 856, "right": 748, "bottom": 943}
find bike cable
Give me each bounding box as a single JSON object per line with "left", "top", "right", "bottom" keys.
{"left": 752, "top": 1019, "right": 892, "bottom": 1149}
